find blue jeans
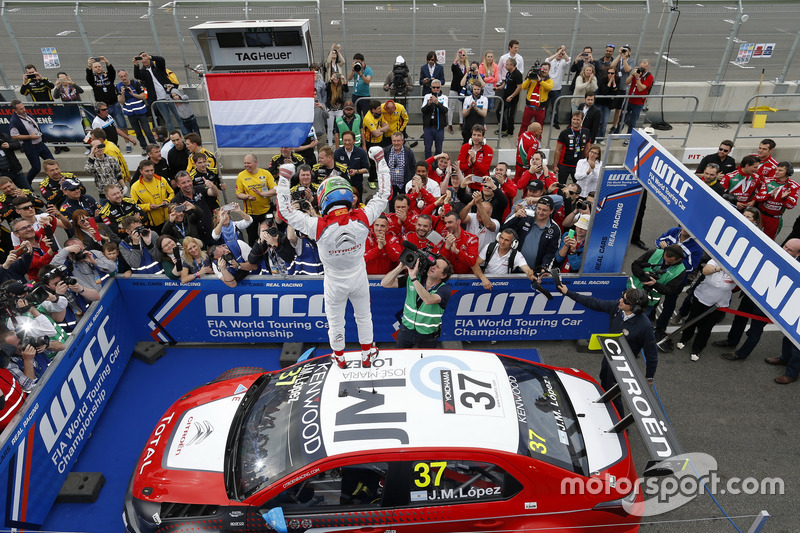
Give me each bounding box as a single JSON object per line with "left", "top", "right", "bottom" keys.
{"left": 625, "top": 103, "right": 644, "bottom": 134}
{"left": 22, "top": 142, "right": 54, "bottom": 186}
{"left": 423, "top": 127, "right": 444, "bottom": 159}
{"left": 597, "top": 105, "right": 611, "bottom": 138}
{"left": 126, "top": 113, "right": 156, "bottom": 147}
{"left": 780, "top": 336, "right": 800, "bottom": 379}
{"left": 154, "top": 100, "right": 189, "bottom": 134}
{"left": 108, "top": 102, "right": 127, "bottom": 138}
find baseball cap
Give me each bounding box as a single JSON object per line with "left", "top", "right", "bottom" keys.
{"left": 537, "top": 196, "right": 555, "bottom": 209}
{"left": 344, "top": 101, "right": 355, "bottom": 110}
{"left": 526, "top": 181, "right": 544, "bottom": 192}
{"left": 61, "top": 178, "right": 81, "bottom": 191}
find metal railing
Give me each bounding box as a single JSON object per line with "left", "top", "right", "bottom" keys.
{"left": 546, "top": 93, "right": 700, "bottom": 149}
{"left": 731, "top": 92, "right": 800, "bottom": 145}
{"left": 1, "top": 0, "right": 798, "bottom": 90}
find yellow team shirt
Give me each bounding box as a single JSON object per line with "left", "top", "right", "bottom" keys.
{"left": 103, "top": 140, "right": 130, "bottom": 182}
{"left": 362, "top": 111, "right": 385, "bottom": 146}
{"left": 381, "top": 102, "right": 409, "bottom": 140}
{"left": 236, "top": 168, "right": 276, "bottom": 215}
{"left": 186, "top": 147, "right": 218, "bottom": 174}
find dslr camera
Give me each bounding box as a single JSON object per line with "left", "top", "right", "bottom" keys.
{"left": 41, "top": 265, "right": 78, "bottom": 286}
{"left": 353, "top": 62, "right": 362, "bottom": 73}
{"left": 17, "top": 330, "right": 49, "bottom": 352}
{"left": 527, "top": 60, "right": 542, "bottom": 80}
{"left": 635, "top": 67, "right": 645, "bottom": 75}
{"left": 291, "top": 187, "right": 312, "bottom": 212}
{"left": 576, "top": 199, "right": 590, "bottom": 211}
{"left": 133, "top": 226, "right": 151, "bottom": 237}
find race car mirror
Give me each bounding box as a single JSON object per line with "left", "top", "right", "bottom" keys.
{"left": 590, "top": 333, "right": 685, "bottom": 477}
{"left": 262, "top": 507, "right": 288, "bottom": 533}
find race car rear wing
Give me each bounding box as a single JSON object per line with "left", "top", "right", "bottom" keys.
{"left": 589, "top": 333, "right": 685, "bottom": 477}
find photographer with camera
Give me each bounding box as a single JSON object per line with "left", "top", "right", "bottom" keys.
{"left": 608, "top": 45, "right": 634, "bottom": 134}
{"left": 172, "top": 171, "right": 217, "bottom": 241}
{"left": 209, "top": 242, "right": 252, "bottom": 288}
{"left": 348, "top": 53, "right": 373, "bottom": 116}
{"left": 117, "top": 216, "right": 162, "bottom": 275}
{"left": 383, "top": 56, "right": 412, "bottom": 106}
{"left": 51, "top": 237, "right": 117, "bottom": 285}
{"left": 0, "top": 279, "right": 66, "bottom": 354}
{"left": 381, "top": 253, "right": 453, "bottom": 348}
{"left": 629, "top": 243, "right": 687, "bottom": 311}
{"left": 38, "top": 264, "right": 100, "bottom": 332}
{"left": 244, "top": 220, "right": 295, "bottom": 276}
{"left": 519, "top": 61, "right": 553, "bottom": 136}
{"left": 545, "top": 46, "right": 570, "bottom": 129}
{"left": 622, "top": 59, "right": 653, "bottom": 141}
{"left": 8, "top": 217, "right": 57, "bottom": 282}
{"left": 0, "top": 322, "right": 51, "bottom": 394}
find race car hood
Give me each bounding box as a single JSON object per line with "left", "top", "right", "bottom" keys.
{"left": 132, "top": 380, "right": 251, "bottom": 503}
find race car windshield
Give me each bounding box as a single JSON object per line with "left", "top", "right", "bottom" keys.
{"left": 232, "top": 360, "right": 331, "bottom": 499}
{"left": 502, "top": 359, "right": 589, "bottom": 476}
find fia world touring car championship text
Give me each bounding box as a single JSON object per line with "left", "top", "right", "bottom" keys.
{"left": 207, "top": 319, "right": 322, "bottom": 340}
{"left": 453, "top": 317, "right": 581, "bottom": 337}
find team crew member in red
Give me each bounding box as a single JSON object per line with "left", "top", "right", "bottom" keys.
{"left": 552, "top": 112, "right": 590, "bottom": 185}
{"left": 276, "top": 147, "right": 390, "bottom": 369}
{"left": 514, "top": 122, "right": 542, "bottom": 181}
{"left": 756, "top": 161, "right": 798, "bottom": 239}
{"left": 386, "top": 195, "right": 418, "bottom": 239}
{"left": 458, "top": 125, "right": 494, "bottom": 178}
{"left": 436, "top": 210, "right": 479, "bottom": 274}
{"left": 364, "top": 214, "right": 403, "bottom": 274}
{"left": 752, "top": 138, "right": 778, "bottom": 181}
{"left": 425, "top": 152, "right": 452, "bottom": 185}
{"left": 406, "top": 214, "right": 438, "bottom": 250}
{"left": 720, "top": 155, "right": 761, "bottom": 211}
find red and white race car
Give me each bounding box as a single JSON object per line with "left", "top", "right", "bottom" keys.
{"left": 124, "top": 349, "right": 644, "bottom": 532}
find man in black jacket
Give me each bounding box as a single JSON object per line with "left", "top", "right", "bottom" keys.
{"left": 85, "top": 56, "right": 126, "bottom": 137}
{"left": 556, "top": 283, "right": 657, "bottom": 415}
{"left": 501, "top": 196, "right": 560, "bottom": 274}
{"left": 0, "top": 133, "right": 28, "bottom": 189}
{"left": 578, "top": 92, "right": 602, "bottom": 144}
{"left": 133, "top": 52, "right": 187, "bottom": 134}
{"left": 421, "top": 80, "right": 448, "bottom": 159}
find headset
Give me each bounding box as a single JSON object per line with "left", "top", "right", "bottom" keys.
{"left": 497, "top": 228, "right": 519, "bottom": 250}
{"left": 779, "top": 161, "right": 794, "bottom": 177}
{"left": 625, "top": 288, "right": 649, "bottom": 314}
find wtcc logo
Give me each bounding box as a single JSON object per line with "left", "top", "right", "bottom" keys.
{"left": 561, "top": 452, "right": 784, "bottom": 516}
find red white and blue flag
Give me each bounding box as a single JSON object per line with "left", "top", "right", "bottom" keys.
{"left": 205, "top": 71, "right": 315, "bottom": 148}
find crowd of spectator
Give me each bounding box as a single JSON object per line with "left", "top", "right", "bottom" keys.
{"left": 0, "top": 41, "right": 798, "bottom": 407}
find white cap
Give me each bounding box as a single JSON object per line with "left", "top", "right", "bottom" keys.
{"left": 395, "top": 55, "right": 405, "bottom": 65}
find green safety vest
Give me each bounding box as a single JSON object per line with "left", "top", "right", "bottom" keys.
{"left": 335, "top": 114, "right": 362, "bottom": 147}
{"left": 401, "top": 277, "right": 446, "bottom": 334}
{"left": 627, "top": 248, "right": 686, "bottom": 305}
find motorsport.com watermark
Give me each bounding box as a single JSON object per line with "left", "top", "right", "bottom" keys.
{"left": 560, "top": 453, "right": 784, "bottom": 516}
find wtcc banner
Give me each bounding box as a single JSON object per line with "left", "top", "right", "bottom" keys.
{"left": 0, "top": 283, "right": 136, "bottom": 528}
{"left": 582, "top": 167, "right": 643, "bottom": 273}
{"left": 117, "top": 275, "right": 628, "bottom": 343}
{"left": 625, "top": 129, "right": 800, "bottom": 349}
{"left": 0, "top": 103, "right": 86, "bottom": 143}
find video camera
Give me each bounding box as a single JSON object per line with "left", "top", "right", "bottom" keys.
{"left": 527, "top": 60, "right": 543, "bottom": 80}
{"left": 0, "top": 281, "right": 50, "bottom": 317}
{"left": 399, "top": 241, "right": 440, "bottom": 282}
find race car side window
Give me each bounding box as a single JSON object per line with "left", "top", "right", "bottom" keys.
{"left": 407, "top": 460, "right": 522, "bottom": 505}
{"left": 265, "top": 462, "right": 390, "bottom": 512}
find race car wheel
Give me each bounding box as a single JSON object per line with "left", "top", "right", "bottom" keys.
{"left": 210, "top": 367, "right": 267, "bottom": 383}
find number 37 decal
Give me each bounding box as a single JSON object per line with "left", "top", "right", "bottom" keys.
{"left": 445, "top": 370, "right": 502, "bottom": 416}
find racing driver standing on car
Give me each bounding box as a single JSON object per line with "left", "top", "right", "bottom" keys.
{"left": 276, "top": 148, "right": 391, "bottom": 369}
